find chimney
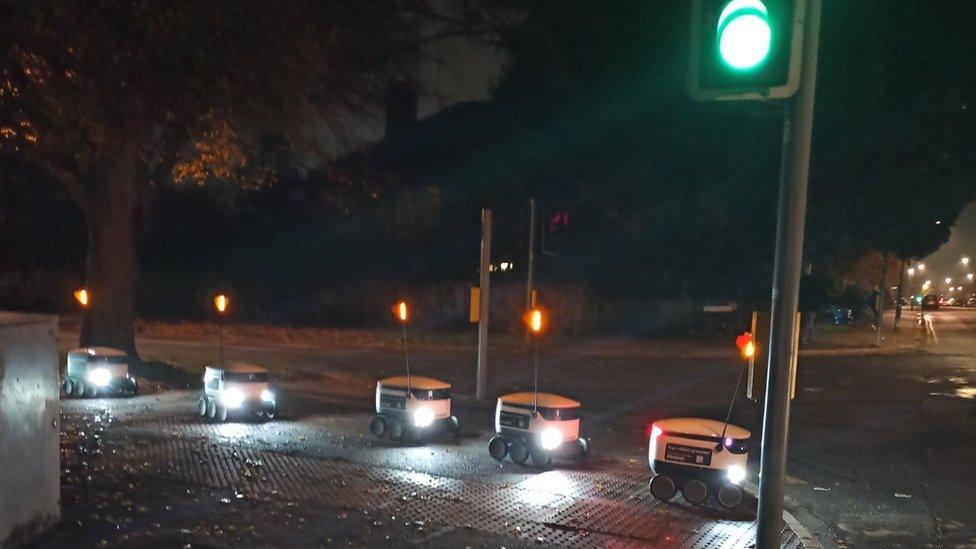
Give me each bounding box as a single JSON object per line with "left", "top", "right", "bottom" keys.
{"left": 385, "top": 81, "right": 418, "bottom": 139}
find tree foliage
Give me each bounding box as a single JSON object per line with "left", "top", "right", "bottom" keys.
{"left": 0, "top": 0, "right": 436, "bottom": 351}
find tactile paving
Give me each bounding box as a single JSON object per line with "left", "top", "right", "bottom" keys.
{"left": 75, "top": 410, "right": 807, "bottom": 548}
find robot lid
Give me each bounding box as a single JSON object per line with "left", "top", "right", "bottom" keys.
{"left": 499, "top": 392, "right": 580, "bottom": 409}
{"left": 68, "top": 346, "right": 128, "bottom": 358}
{"left": 211, "top": 361, "right": 268, "bottom": 374}
{"left": 653, "top": 418, "right": 750, "bottom": 441}
{"left": 378, "top": 376, "right": 451, "bottom": 391}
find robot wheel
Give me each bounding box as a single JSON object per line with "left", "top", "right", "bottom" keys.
{"left": 649, "top": 474, "right": 677, "bottom": 502}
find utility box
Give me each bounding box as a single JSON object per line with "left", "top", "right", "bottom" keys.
{"left": 0, "top": 313, "right": 60, "bottom": 547}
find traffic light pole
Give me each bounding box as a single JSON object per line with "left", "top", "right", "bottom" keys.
{"left": 476, "top": 208, "right": 492, "bottom": 400}
{"left": 757, "top": 1, "right": 821, "bottom": 547}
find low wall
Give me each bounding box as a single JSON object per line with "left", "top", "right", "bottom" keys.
{"left": 0, "top": 312, "right": 60, "bottom": 547}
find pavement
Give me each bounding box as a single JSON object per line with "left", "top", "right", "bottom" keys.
{"left": 32, "top": 310, "right": 976, "bottom": 547}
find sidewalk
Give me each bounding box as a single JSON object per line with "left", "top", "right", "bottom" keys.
{"left": 49, "top": 316, "right": 914, "bottom": 547}
{"left": 42, "top": 391, "right": 820, "bottom": 548}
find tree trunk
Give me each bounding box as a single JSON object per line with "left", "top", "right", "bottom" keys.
{"left": 79, "top": 150, "right": 140, "bottom": 356}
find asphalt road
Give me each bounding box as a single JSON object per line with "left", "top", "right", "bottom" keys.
{"left": 47, "top": 311, "right": 976, "bottom": 547}
{"left": 785, "top": 308, "right": 976, "bottom": 547}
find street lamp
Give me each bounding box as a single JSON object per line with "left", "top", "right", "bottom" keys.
{"left": 963, "top": 256, "right": 970, "bottom": 267}
{"left": 907, "top": 267, "right": 915, "bottom": 277}
{"left": 917, "top": 263, "right": 926, "bottom": 272}
{"left": 946, "top": 277, "right": 953, "bottom": 285}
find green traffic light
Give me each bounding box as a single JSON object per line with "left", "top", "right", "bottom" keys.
{"left": 717, "top": 0, "right": 772, "bottom": 71}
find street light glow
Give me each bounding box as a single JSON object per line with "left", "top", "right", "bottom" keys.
{"left": 717, "top": 0, "right": 772, "bottom": 70}
{"left": 907, "top": 268, "right": 915, "bottom": 277}
{"left": 918, "top": 263, "right": 926, "bottom": 271}
{"left": 963, "top": 256, "right": 970, "bottom": 266}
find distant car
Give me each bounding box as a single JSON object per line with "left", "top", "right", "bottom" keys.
{"left": 967, "top": 297, "right": 976, "bottom": 308}
{"left": 921, "top": 295, "right": 941, "bottom": 310}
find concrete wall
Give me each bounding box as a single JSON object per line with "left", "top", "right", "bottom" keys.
{"left": 0, "top": 313, "right": 59, "bottom": 547}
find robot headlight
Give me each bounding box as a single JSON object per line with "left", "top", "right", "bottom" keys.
{"left": 88, "top": 368, "right": 112, "bottom": 388}
{"left": 727, "top": 465, "right": 746, "bottom": 485}
{"left": 413, "top": 406, "right": 435, "bottom": 428}
{"left": 220, "top": 387, "right": 246, "bottom": 409}
{"left": 540, "top": 427, "right": 563, "bottom": 450}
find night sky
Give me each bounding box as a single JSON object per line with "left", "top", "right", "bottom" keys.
{"left": 924, "top": 202, "right": 976, "bottom": 277}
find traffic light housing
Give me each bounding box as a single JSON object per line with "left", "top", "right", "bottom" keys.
{"left": 688, "top": 0, "right": 805, "bottom": 101}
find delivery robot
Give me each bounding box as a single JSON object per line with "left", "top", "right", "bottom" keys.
{"left": 198, "top": 362, "right": 277, "bottom": 422}
{"left": 488, "top": 391, "right": 588, "bottom": 468}
{"left": 370, "top": 375, "right": 460, "bottom": 440}
{"left": 648, "top": 417, "right": 750, "bottom": 508}
{"left": 62, "top": 346, "right": 137, "bottom": 398}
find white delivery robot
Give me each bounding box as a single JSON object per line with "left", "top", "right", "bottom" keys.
{"left": 370, "top": 301, "right": 461, "bottom": 442}
{"left": 648, "top": 417, "right": 750, "bottom": 508}
{"left": 369, "top": 375, "right": 460, "bottom": 440}
{"left": 488, "top": 391, "right": 588, "bottom": 468}
{"left": 62, "top": 347, "right": 137, "bottom": 398}
{"left": 198, "top": 362, "right": 277, "bottom": 422}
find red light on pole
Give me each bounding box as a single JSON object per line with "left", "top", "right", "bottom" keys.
{"left": 524, "top": 307, "right": 546, "bottom": 335}
{"left": 736, "top": 331, "right": 754, "bottom": 359}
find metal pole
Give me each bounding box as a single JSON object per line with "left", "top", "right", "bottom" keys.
{"left": 402, "top": 322, "right": 411, "bottom": 390}
{"left": 218, "top": 320, "right": 224, "bottom": 369}
{"left": 894, "top": 260, "right": 905, "bottom": 330}
{"left": 476, "top": 208, "right": 492, "bottom": 399}
{"left": 525, "top": 198, "right": 537, "bottom": 347}
{"left": 876, "top": 254, "right": 888, "bottom": 347}
{"left": 533, "top": 344, "right": 539, "bottom": 411}
{"left": 757, "top": 1, "right": 821, "bottom": 547}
